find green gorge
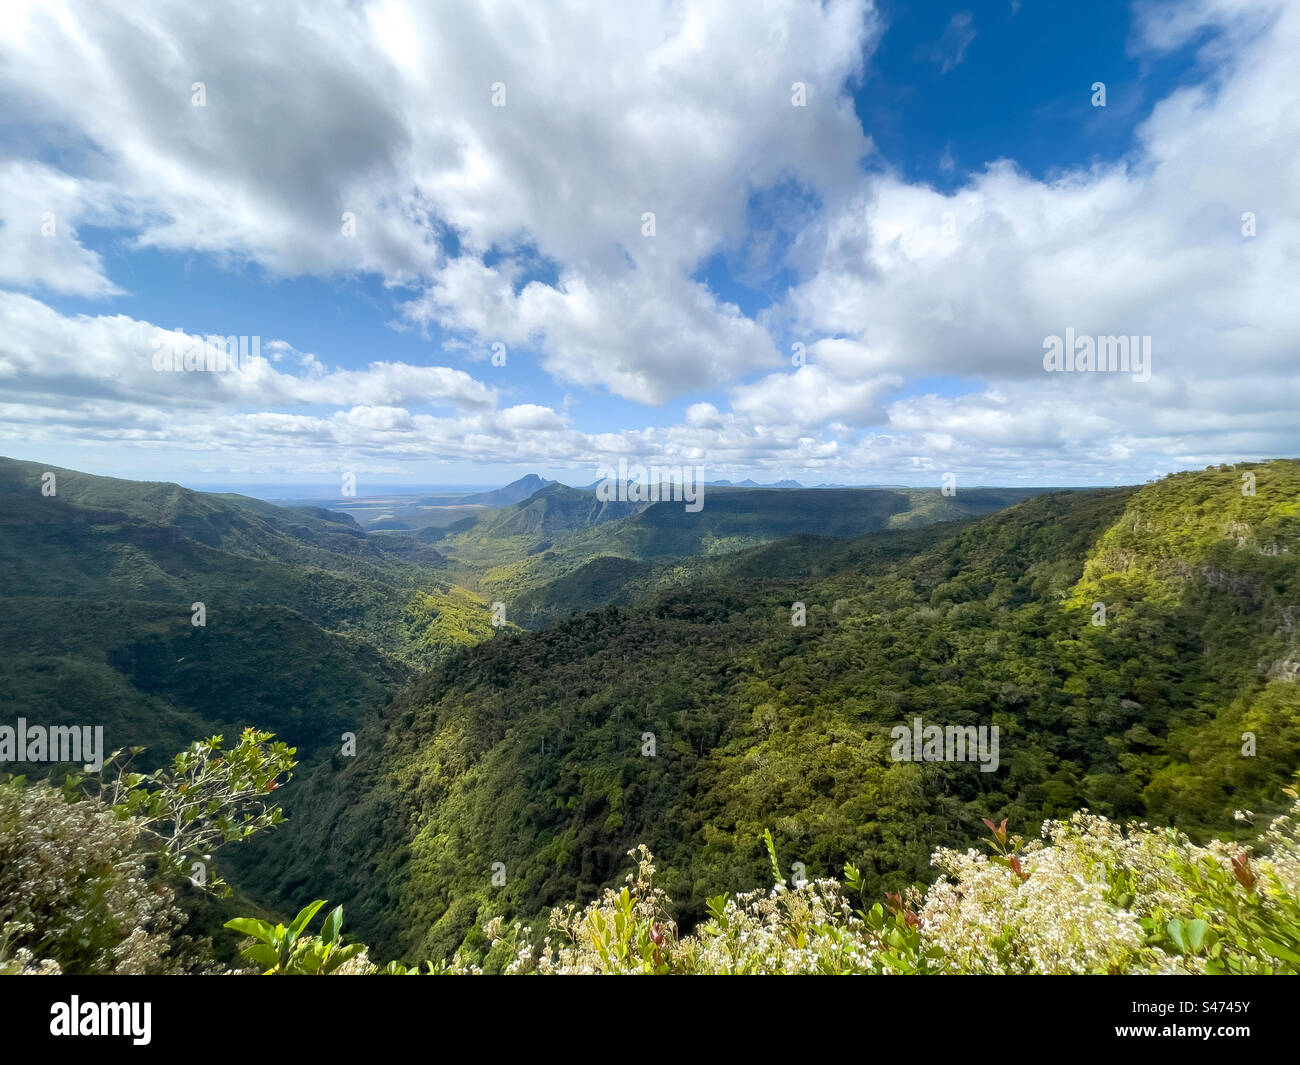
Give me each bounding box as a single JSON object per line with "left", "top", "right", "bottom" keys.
{"left": 2, "top": 456, "right": 1298, "bottom": 973}
{"left": 242, "top": 462, "right": 1300, "bottom": 963}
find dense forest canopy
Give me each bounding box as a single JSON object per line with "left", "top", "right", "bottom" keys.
{"left": 2, "top": 457, "right": 1298, "bottom": 974}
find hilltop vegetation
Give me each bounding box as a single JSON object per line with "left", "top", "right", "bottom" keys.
{"left": 2, "top": 456, "right": 1296, "bottom": 974}
{"left": 438, "top": 483, "right": 1054, "bottom": 627}
{"left": 5, "top": 731, "right": 1299, "bottom": 977}
{"left": 241, "top": 462, "right": 1300, "bottom": 963}
{"left": 0, "top": 457, "right": 494, "bottom": 767}
{"left": 0, "top": 458, "right": 1046, "bottom": 771}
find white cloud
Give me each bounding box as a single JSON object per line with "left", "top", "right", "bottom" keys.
{"left": 0, "top": 0, "right": 1297, "bottom": 484}
{"left": 0, "top": 291, "right": 496, "bottom": 413}
{"left": 932, "top": 13, "right": 977, "bottom": 74}
{"left": 0, "top": 0, "right": 877, "bottom": 402}
{"left": 407, "top": 262, "right": 782, "bottom": 402}
{"left": 730, "top": 362, "right": 901, "bottom": 427}
{"left": 0, "top": 162, "right": 127, "bottom": 296}
{"left": 765, "top": 0, "right": 1300, "bottom": 473}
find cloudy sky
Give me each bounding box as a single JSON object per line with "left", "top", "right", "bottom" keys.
{"left": 0, "top": 0, "right": 1296, "bottom": 491}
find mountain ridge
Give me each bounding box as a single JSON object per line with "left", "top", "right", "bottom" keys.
{"left": 240, "top": 461, "right": 1300, "bottom": 961}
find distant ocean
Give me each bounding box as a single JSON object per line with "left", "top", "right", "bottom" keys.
{"left": 182, "top": 483, "right": 496, "bottom": 501}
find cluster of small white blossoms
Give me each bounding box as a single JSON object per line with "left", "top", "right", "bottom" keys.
{"left": 915, "top": 808, "right": 1296, "bottom": 975}
{"left": 1037, "top": 812, "right": 1196, "bottom": 919}
{"left": 505, "top": 845, "right": 677, "bottom": 975}
{"left": 677, "top": 879, "right": 879, "bottom": 975}
{"left": 330, "top": 947, "right": 376, "bottom": 975}
{"left": 471, "top": 791, "right": 1300, "bottom": 977}
{"left": 921, "top": 838, "right": 1149, "bottom": 974}
{"left": 0, "top": 922, "right": 61, "bottom": 975}
{"left": 1253, "top": 798, "right": 1300, "bottom": 899}
{"left": 0, "top": 781, "right": 185, "bottom": 974}
{"left": 0, "top": 949, "right": 61, "bottom": 975}
{"left": 487, "top": 845, "right": 891, "bottom": 975}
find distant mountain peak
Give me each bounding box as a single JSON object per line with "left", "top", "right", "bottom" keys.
{"left": 702, "top": 478, "right": 806, "bottom": 489}
{"left": 454, "top": 474, "right": 556, "bottom": 506}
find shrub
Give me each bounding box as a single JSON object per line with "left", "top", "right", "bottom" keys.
{"left": 0, "top": 778, "right": 185, "bottom": 974}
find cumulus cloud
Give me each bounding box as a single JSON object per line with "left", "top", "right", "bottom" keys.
{"left": 0, "top": 0, "right": 1296, "bottom": 483}
{"left": 405, "top": 260, "right": 782, "bottom": 402}
{"left": 766, "top": 0, "right": 1300, "bottom": 475}
{"left": 730, "top": 361, "right": 901, "bottom": 427}
{"left": 0, "top": 162, "right": 128, "bottom": 297}
{"left": 0, "top": 0, "right": 875, "bottom": 402}
{"left": 0, "top": 292, "right": 496, "bottom": 414}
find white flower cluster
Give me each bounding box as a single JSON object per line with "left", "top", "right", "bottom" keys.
{"left": 922, "top": 832, "right": 1151, "bottom": 975}
{"left": 473, "top": 789, "right": 1300, "bottom": 976}
{"left": 917, "top": 799, "right": 1300, "bottom": 975}
{"left": 488, "top": 845, "right": 898, "bottom": 975}
{"left": 675, "top": 880, "right": 880, "bottom": 975}
{"left": 0, "top": 780, "right": 190, "bottom": 974}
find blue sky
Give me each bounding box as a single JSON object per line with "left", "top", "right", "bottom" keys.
{"left": 1, "top": 0, "right": 1295, "bottom": 493}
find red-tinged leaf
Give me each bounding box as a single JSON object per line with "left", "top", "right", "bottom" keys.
{"left": 1231, "top": 852, "right": 1256, "bottom": 891}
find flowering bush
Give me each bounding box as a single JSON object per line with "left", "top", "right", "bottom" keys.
{"left": 0, "top": 729, "right": 295, "bottom": 974}
{"left": 0, "top": 778, "right": 185, "bottom": 974}
{"left": 380, "top": 777, "right": 1300, "bottom": 976}
{"left": 8, "top": 731, "right": 1298, "bottom": 976}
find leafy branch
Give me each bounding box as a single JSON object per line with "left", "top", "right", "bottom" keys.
{"left": 101, "top": 727, "right": 296, "bottom": 894}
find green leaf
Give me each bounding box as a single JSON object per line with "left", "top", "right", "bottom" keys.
{"left": 289, "top": 942, "right": 325, "bottom": 974}
{"left": 1166, "top": 918, "right": 1187, "bottom": 953}
{"left": 287, "top": 900, "right": 327, "bottom": 944}
{"left": 320, "top": 904, "right": 344, "bottom": 946}
{"left": 242, "top": 943, "right": 280, "bottom": 970}
{"left": 1187, "top": 918, "right": 1208, "bottom": 953}
{"left": 224, "top": 917, "right": 275, "bottom": 944}
{"left": 763, "top": 828, "right": 782, "bottom": 886}
{"left": 1258, "top": 938, "right": 1300, "bottom": 964}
